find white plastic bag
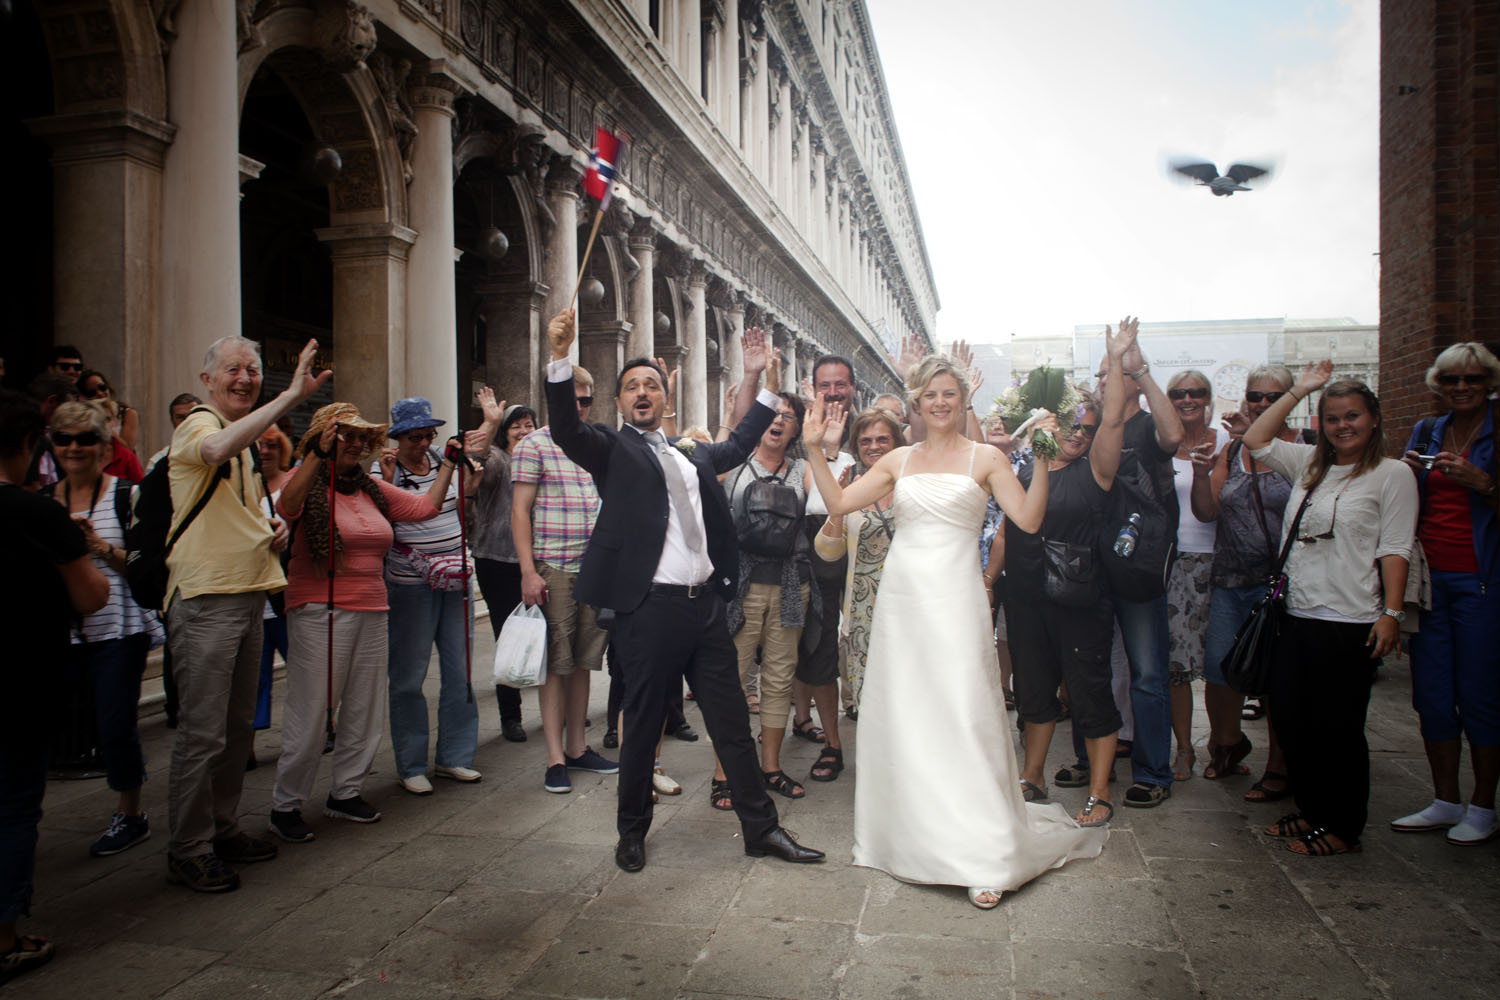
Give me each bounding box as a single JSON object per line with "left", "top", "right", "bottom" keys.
{"left": 493, "top": 603, "right": 548, "bottom": 688}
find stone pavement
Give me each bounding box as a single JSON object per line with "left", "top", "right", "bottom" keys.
{"left": 12, "top": 640, "right": 1500, "bottom": 999}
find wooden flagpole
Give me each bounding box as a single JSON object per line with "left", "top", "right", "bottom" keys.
{"left": 567, "top": 203, "right": 607, "bottom": 312}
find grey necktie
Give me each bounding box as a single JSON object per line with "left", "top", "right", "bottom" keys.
{"left": 647, "top": 431, "right": 705, "bottom": 554}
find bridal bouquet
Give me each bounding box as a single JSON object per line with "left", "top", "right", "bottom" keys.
{"left": 995, "top": 366, "right": 1081, "bottom": 460}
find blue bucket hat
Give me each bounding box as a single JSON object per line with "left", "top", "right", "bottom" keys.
{"left": 388, "top": 397, "right": 446, "bottom": 437}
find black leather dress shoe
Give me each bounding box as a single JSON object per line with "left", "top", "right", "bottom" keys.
{"left": 615, "top": 837, "right": 646, "bottom": 872}
{"left": 744, "top": 827, "right": 825, "bottom": 863}
{"left": 602, "top": 727, "right": 619, "bottom": 749}
{"left": 502, "top": 721, "right": 527, "bottom": 743}
{"left": 667, "top": 722, "right": 699, "bottom": 742}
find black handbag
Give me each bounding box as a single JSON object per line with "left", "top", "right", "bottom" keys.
{"left": 1041, "top": 538, "right": 1100, "bottom": 608}
{"left": 1220, "top": 486, "right": 1316, "bottom": 697}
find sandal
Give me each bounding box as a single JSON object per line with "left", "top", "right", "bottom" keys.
{"left": 1203, "top": 734, "right": 1252, "bottom": 780}
{"left": 709, "top": 779, "right": 734, "bottom": 811}
{"left": 1242, "top": 699, "right": 1266, "bottom": 720}
{"left": 1076, "top": 796, "right": 1114, "bottom": 828}
{"left": 1123, "top": 782, "right": 1171, "bottom": 808}
{"left": 967, "top": 887, "right": 1002, "bottom": 909}
{"left": 809, "top": 746, "right": 844, "bottom": 782}
{"left": 763, "top": 769, "right": 806, "bottom": 799}
{"left": 791, "top": 718, "right": 825, "bottom": 743}
{"left": 1173, "top": 746, "right": 1197, "bottom": 782}
{"left": 1287, "top": 827, "right": 1361, "bottom": 857}
{"left": 0, "top": 934, "right": 56, "bottom": 985}
{"left": 1265, "top": 812, "right": 1313, "bottom": 839}
{"left": 1244, "top": 771, "right": 1291, "bottom": 803}
{"left": 1019, "top": 778, "right": 1049, "bottom": 802}
{"left": 1114, "top": 739, "right": 1134, "bottom": 759}
{"left": 1054, "top": 764, "right": 1091, "bottom": 788}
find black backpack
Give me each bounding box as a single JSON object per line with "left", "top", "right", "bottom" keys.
{"left": 731, "top": 459, "right": 804, "bottom": 559}
{"left": 1098, "top": 438, "right": 1178, "bottom": 601}
{"left": 124, "top": 408, "right": 231, "bottom": 611}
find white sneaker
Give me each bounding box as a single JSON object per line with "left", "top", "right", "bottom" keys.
{"left": 652, "top": 767, "right": 682, "bottom": 796}
{"left": 434, "top": 764, "right": 482, "bottom": 783}
{"left": 1390, "top": 801, "right": 1463, "bottom": 832}
{"left": 1447, "top": 818, "right": 1500, "bottom": 846}
{"left": 400, "top": 774, "right": 434, "bottom": 796}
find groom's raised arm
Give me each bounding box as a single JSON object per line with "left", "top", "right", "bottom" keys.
{"left": 708, "top": 326, "right": 777, "bottom": 474}
{"left": 543, "top": 309, "right": 612, "bottom": 475}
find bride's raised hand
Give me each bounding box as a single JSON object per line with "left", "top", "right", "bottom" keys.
{"left": 1029, "top": 409, "right": 1059, "bottom": 446}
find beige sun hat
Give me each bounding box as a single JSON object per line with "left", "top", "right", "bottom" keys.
{"left": 295, "top": 402, "right": 389, "bottom": 460}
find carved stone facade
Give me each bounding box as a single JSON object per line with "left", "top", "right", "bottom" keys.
{"left": 15, "top": 0, "right": 935, "bottom": 448}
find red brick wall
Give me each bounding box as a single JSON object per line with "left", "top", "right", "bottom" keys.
{"left": 1379, "top": 0, "right": 1500, "bottom": 446}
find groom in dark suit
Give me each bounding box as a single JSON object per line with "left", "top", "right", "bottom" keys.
{"left": 542, "top": 309, "right": 824, "bottom": 872}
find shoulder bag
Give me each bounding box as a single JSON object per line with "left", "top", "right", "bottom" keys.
{"left": 1220, "top": 484, "right": 1316, "bottom": 698}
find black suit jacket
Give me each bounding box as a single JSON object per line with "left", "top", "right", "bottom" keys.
{"left": 546, "top": 373, "right": 775, "bottom": 613}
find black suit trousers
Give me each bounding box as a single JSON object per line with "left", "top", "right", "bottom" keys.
{"left": 612, "top": 590, "right": 779, "bottom": 841}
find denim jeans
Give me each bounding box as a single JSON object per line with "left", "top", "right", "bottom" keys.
{"left": 73, "top": 633, "right": 150, "bottom": 792}
{"left": 387, "top": 583, "right": 478, "bottom": 779}
{"left": 254, "top": 615, "right": 288, "bottom": 730}
{"left": 1409, "top": 569, "right": 1500, "bottom": 744}
{"left": 1114, "top": 593, "right": 1173, "bottom": 788}
{"left": 1202, "top": 584, "right": 1264, "bottom": 687}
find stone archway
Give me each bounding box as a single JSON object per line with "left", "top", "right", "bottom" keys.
{"left": 235, "top": 2, "right": 412, "bottom": 429}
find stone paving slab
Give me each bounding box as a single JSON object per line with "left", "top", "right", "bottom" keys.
{"left": 12, "top": 651, "right": 1500, "bottom": 998}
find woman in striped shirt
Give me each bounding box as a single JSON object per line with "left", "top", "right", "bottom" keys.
{"left": 48, "top": 401, "right": 162, "bottom": 858}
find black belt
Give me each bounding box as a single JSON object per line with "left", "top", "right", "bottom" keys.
{"left": 649, "top": 580, "right": 715, "bottom": 599}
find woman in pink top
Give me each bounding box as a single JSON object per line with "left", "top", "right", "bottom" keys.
{"left": 269, "top": 403, "right": 447, "bottom": 844}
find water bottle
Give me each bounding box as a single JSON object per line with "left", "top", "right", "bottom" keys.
{"left": 1113, "top": 513, "right": 1142, "bottom": 558}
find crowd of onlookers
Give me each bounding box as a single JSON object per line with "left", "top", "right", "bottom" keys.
{"left": 1, "top": 330, "right": 1497, "bottom": 984}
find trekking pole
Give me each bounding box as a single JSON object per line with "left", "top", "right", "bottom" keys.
{"left": 457, "top": 455, "right": 474, "bottom": 705}
{"left": 325, "top": 427, "right": 338, "bottom": 745}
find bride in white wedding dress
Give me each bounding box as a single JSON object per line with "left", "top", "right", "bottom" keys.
{"left": 802, "top": 356, "right": 1108, "bottom": 909}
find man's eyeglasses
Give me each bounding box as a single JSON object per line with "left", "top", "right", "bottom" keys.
{"left": 402, "top": 430, "right": 437, "bottom": 443}
{"left": 772, "top": 410, "right": 799, "bottom": 423}
{"left": 576, "top": 396, "right": 594, "bottom": 408}
{"left": 1244, "top": 391, "right": 1287, "bottom": 404}
{"left": 53, "top": 430, "right": 101, "bottom": 447}
{"left": 1167, "top": 387, "right": 1210, "bottom": 401}
{"left": 1436, "top": 373, "right": 1487, "bottom": 387}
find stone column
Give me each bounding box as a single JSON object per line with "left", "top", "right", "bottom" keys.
{"left": 315, "top": 223, "right": 418, "bottom": 424}
{"left": 681, "top": 0, "right": 702, "bottom": 98}
{"left": 684, "top": 261, "right": 709, "bottom": 428}
{"left": 719, "top": 0, "right": 740, "bottom": 142}
{"left": 627, "top": 216, "right": 659, "bottom": 361}
{"left": 777, "top": 325, "right": 798, "bottom": 389}
{"left": 812, "top": 139, "right": 827, "bottom": 258}
{"left": 796, "top": 108, "right": 811, "bottom": 232}
{"left": 543, "top": 156, "right": 583, "bottom": 363}
{"left": 753, "top": 30, "right": 770, "bottom": 179}
{"left": 776, "top": 76, "right": 793, "bottom": 208}
{"left": 404, "top": 64, "right": 464, "bottom": 420}
{"left": 725, "top": 292, "right": 746, "bottom": 390}
{"left": 158, "top": 0, "right": 239, "bottom": 446}
{"left": 30, "top": 110, "right": 176, "bottom": 451}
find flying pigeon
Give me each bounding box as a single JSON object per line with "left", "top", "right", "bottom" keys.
{"left": 1169, "top": 158, "right": 1273, "bottom": 196}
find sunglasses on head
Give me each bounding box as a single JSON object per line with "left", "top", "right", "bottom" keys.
{"left": 576, "top": 395, "right": 593, "bottom": 407}
{"left": 1244, "top": 390, "right": 1286, "bottom": 404}
{"left": 1436, "top": 373, "right": 1487, "bottom": 387}
{"left": 1167, "top": 387, "right": 1210, "bottom": 401}
{"left": 53, "top": 430, "right": 101, "bottom": 447}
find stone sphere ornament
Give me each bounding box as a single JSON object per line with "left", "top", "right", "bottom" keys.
{"left": 705, "top": 338, "right": 719, "bottom": 361}
{"left": 478, "top": 227, "right": 509, "bottom": 261}
{"left": 654, "top": 311, "right": 672, "bottom": 336}
{"left": 301, "top": 142, "right": 343, "bottom": 185}
{"left": 579, "top": 278, "right": 605, "bottom": 307}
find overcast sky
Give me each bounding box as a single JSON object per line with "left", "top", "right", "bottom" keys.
{"left": 863, "top": 0, "right": 1379, "bottom": 345}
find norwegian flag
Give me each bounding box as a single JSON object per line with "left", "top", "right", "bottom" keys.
{"left": 583, "top": 126, "right": 627, "bottom": 209}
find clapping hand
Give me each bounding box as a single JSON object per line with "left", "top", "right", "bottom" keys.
{"left": 765, "top": 346, "right": 782, "bottom": 394}
{"left": 890, "top": 332, "right": 926, "bottom": 381}
{"left": 1294, "top": 360, "right": 1333, "bottom": 398}
{"left": 1104, "top": 316, "right": 1138, "bottom": 360}
{"left": 475, "top": 386, "right": 504, "bottom": 426}
{"left": 803, "top": 393, "right": 846, "bottom": 452}
{"left": 741, "top": 327, "right": 770, "bottom": 379}
{"left": 949, "top": 339, "right": 974, "bottom": 371}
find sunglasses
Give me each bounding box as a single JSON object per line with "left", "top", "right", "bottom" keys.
{"left": 1167, "top": 387, "right": 1210, "bottom": 401}
{"left": 1297, "top": 490, "right": 1345, "bottom": 544}
{"left": 1244, "top": 391, "right": 1287, "bottom": 404}
{"left": 55, "top": 361, "right": 82, "bottom": 372}
{"left": 1073, "top": 422, "right": 1099, "bottom": 438}
{"left": 339, "top": 429, "right": 379, "bottom": 448}
{"left": 1436, "top": 373, "right": 1487, "bottom": 387}
{"left": 401, "top": 430, "right": 437, "bottom": 443}
{"left": 576, "top": 395, "right": 593, "bottom": 407}
{"left": 53, "top": 430, "right": 101, "bottom": 447}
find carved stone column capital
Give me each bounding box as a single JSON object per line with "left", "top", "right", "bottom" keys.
{"left": 27, "top": 109, "right": 177, "bottom": 168}
{"left": 409, "top": 62, "right": 463, "bottom": 116}
{"left": 545, "top": 154, "right": 584, "bottom": 194}
{"left": 688, "top": 260, "right": 709, "bottom": 288}
{"left": 628, "top": 213, "right": 662, "bottom": 250}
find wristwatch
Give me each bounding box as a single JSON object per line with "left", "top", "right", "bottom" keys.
{"left": 1381, "top": 608, "right": 1405, "bottom": 624}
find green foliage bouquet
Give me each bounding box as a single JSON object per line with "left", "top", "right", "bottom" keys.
{"left": 995, "top": 366, "right": 1081, "bottom": 460}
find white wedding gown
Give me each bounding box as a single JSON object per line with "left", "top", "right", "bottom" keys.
{"left": 852, "top": 467, "right": 1108, "bottom": 890}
